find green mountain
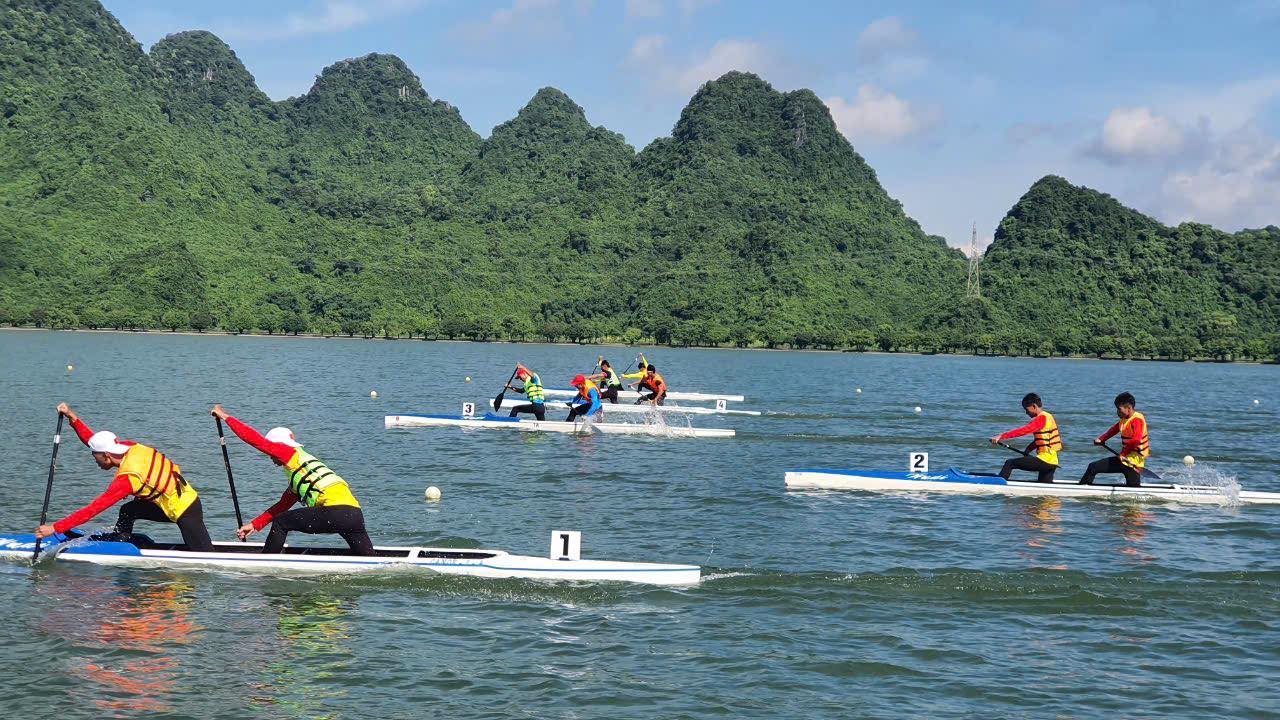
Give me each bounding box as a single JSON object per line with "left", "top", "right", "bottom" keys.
{"left": 0, "top": 1, "right": 1275, "bottom": 360}
{"left": 982, "top": 176, "right": 1280, "bottom": 359}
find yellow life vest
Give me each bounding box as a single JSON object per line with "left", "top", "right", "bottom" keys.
{"left": 284, "top": 449, "right": 359, "bottom": 508}
{"left": 1031, "top": 411, "right": 1062, "bottom": 466}
{"left": 1119, "top": 411, "right": 1150, "bottom": 469}
{"left": 116, "top": 444, "right": 199, "bottom": 522}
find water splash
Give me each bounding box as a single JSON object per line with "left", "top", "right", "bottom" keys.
{"left": 1161, "top": 463, "right": 1243, "bottom": 506}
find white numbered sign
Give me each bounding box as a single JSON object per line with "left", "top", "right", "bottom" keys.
{"left": 715, "top": 399, "right": 727, "bottom": 411}
{"left": 462, "top": 402, "right": 476, "bottom": 417}
{"left": 550, "top": 530, "right": 582, "bottom": 561}
{"left": 909, "top": 452, "right": 929, "bottom": 473}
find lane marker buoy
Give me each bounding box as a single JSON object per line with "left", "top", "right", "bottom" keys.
{"left": 913, "top": 406, "right": 922, "bottom": 414}
{"left": 465, "top": 376, "right": 472, "bottom": 383}
{"left": 66, "top": 365, "right": 74, "bottom": 372}
{"left": 855, "top": 388, "right": 862, "bottom": 394}
{"left": 1183, "top": 455, "right": 1195, "bottom": 466}
{"left": 370, "top": 390, "right": 378, "bottom": 399}
{"left": 424, "top": 486, "right": 441, "bottom": 501}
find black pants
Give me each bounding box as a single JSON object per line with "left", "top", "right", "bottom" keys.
{"left": 1080, "top": 456, "right": 1142, "bottom": 487}
{"left": 599, "top": 387, "right": 620, "bottom": 404}
{"left": 262, "top": 505, "right": 374, "bottom": 555}
{"left": 999, "top": 456, "right": 1058, "bottom": 483}
{"left": 509, "top": 402, "right": 546, "bottom": 421}
{"left": 116, "top": 497, "right": 215, "bottom": 552}
{"left": 565, "top": 404, "right": 596, "bottom": 422}
{"left": 635, "top": 392, "right": 664, "bottom": 406}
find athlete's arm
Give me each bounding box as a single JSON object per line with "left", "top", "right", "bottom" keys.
{"left": 52, "top": 475, "right": 134, "bottom": 533}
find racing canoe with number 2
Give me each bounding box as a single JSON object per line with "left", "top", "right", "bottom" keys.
{"left": 784, "top": 468, "right": 1280, "bottom": 505}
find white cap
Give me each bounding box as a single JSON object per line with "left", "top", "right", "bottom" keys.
{"left": 87, "top": 431, "right": 130, "bottom": 455}
{"left": 265, "top": 427, "right": 302, "bottom": 448}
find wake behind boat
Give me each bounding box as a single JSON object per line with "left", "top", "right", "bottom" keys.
{"left": 491, "top": 398, "right": 760, "bottom": 417}
{"left": 0, "top": 531, "right": 701, "bottom": 585}
{"left": 784, "top": 468, "right": 1280, "bottom": 505}
{"left": 386, "top": 412, "right": 735, "bottom": 438}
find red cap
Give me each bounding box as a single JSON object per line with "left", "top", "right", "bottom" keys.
{"left": 570, "top": 374, "right": 586, "bottom": 386}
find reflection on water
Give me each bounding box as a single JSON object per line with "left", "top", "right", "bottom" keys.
{"left": 1012, "top": 498, "right": 1067, "bottom": 569}
{"left": 1111, "top": 505, "right": 1157, "bottom": 562}
{"left": 248, "top": 591, "right": 355, "bottom": 718}
{"left": 36, "top": 570, "right": 199, "bottom": 715}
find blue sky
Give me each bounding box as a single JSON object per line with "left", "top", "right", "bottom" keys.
{"left": 103, "top": 0, "right": 1280, "bottom": 250}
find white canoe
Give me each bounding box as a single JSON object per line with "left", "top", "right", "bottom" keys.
{"left": 385, "top": 413, "right": 735, "bottom": 439}
{"left": 542, "top": 387, "right": 745, "bottom": 403}
{"left": 0, "top": 533, "right": 701, "bottom": 585}
{"left": 492, "top": 398, "right": 760, "bottom": 417}
{"left": 784, "top": 468, "right": 1280, "bottom": 505}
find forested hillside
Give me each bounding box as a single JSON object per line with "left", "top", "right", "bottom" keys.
{"left": 1, "top": 0, "right": 1276, "bottom": 360}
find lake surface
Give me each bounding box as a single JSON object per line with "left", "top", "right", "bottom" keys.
{"left": 1, "top": 330, "right": 1277, "bottom": 718}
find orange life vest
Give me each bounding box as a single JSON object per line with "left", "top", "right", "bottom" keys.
{"left": 641, "top": 372, "right": 665, "bottom": 393}
{"left": 1119, "top": 411, "right": 1150, "bottom": 469}
{"left": 116, "top": 444, "right": 199, "bottom": 521}
{"left": 576, "top": 378, "right": 599, "bottom": 400}
{"left": 1031, "top": 411, "right": 1062, "bottom": 465}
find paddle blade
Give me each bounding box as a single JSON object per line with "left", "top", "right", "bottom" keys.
{"left": 1141, "top": 467, "right": 1162, "bottom": 481}
{"left": 492, "top": 390, "right": 506, "bottom": 410}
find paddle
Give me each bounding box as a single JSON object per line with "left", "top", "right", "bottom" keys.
{"left": 214, "top": 416, "right": 245, "bottom": 534}
{"left": 493, "top": 367, "right": 520, "bottom": 412}
{"left": 1103, "top": 442, "right": 1162, "bottom": 481}
{"left": 996, "top": 441, "right": 1030, "bottom": 457}
{"left": 33, "top": 413, "right": 65, "bottom": 563}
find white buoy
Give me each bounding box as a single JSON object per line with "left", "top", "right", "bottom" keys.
{"left": 1183, "top": 455, "right": 1195, "bottom": 466}
{"left": 855, "top": 388, "right": 862, "bottom": 394}
{"left": 66, "top": 365, "right": 74, "bottom": 372}
{"left": 913, "top": 406, "right": 922, "bottom": 414}
{"left": 1254, "top": 399, "right": 1261, "bottom": 405}
{"left": 465, "top": 376, "right": 472, "bottom": 383}
{"left": 370, "top": 390, "right": 378, "bottom": 399}
{"left": 424, "top": 486, "right": 441, "bottom": 501}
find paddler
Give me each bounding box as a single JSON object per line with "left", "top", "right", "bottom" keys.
{"left": 505, "top": 363, "right": 546, "bottom": 420}
{"left": 34, "top": 403, "right": 214, "bottom": 551}
{"left": 620, "top": 354, "right": 649, "bottom": 385}
{"left": 587, "top": 359, "right": 625, "bottom": 404}
{"left": 1079, "top": 392, "right": 1149, "bottom": 487}
{"left": 634, "top": 364, "right": 667, "bottom": 405}
{"left": 210, "top": 405, "right": 374, "bottom": 555}
{"left": 988, "top": 393, "right": 1062, "bottom": 483}
{"left": 565, "top": 374, "right": 602, "bottom": 422}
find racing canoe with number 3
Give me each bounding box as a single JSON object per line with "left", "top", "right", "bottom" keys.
{"left": 385, "top": 413, "right": 735, "bottom": 438}
{"left": 783, "top": 468, "right": 1280, "bottom": 505}
{"left": 0, "top": 532, "right": 702, "bottom": 585}
{"left": 491, "top": 398, "right": 761, "bottom": 417}
{"left": 542, "top": 388, "right": 745, "bottom": 403}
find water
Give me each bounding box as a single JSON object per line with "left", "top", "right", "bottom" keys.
{"left": 1, "top": 330, "right": 1277, "bottom": 718}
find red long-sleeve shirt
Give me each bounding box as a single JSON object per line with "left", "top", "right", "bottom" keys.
{"left": 52, "top": 418, "right": 139, "bottom": 533}
{"left": 1098, "top": 416, "right": 1146, "bottom": 455}
{"left": 996, "top": 414, "right": 1048, "bottom": 443}
{"left": 225, "top": 416, "right": 301, "bottom": 531}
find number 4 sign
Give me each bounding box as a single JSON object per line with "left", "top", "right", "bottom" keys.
{"left": 909, "top": 452, "right": 929, "bottom": 473}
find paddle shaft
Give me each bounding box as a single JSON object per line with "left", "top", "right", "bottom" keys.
{"left": 997, "top": 441, "right": 1030, "bottom": 457}
{"left": 1103, "top": 442, "right": 1161, "bottom": 481}
{"left": 493, "top": 367, "right": 520, "bottom": 410}
{"left": 33, "top": 413, "right": 65, "bottom": 562}
{"left": 215, "top": 416, "right": 246, "bottom": 532}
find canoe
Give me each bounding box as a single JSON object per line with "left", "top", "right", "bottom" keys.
{"left": 385, "top": 413, "right": 735, "bottom": 438}
{"left": 542, "top": 388, "right": 746, "bottom": 403}
{"left": 783, "top": 468, "right": 1280, "bottom": 505}
{"left": 0, "top": 532, "right": 701, "bottom": 585}
{"left": 491, "top": 398, "right": 761, "bottom": 417}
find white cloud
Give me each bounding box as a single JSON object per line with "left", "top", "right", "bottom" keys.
{"left": 856, "top": 16, "right": 917, "bottom": 63}
{"left": 217, "top": 0, "right": 423, "bottom": 43}
{"left": 627, "top": 35, "right": 669, "bottom": 66}
{"left": 825, "top": 85, "right": 931, "bottom": 144}
{"left": 1095, "top": 107, "right": 1185, "bottom": 160}
{"left": 1161, "top": 123, "right": 1280, "bottom": 228}
{"left": 453, "top": 0, "right": 564, "bottom": 44}
{"left": 625, "top": 0, "right": 664, "bottom": 19}
{"left": 677, "top": 0, "right": 719, "bottom": 17}
{"left": 627, "top": 39, "right": 780, "bottom": 95}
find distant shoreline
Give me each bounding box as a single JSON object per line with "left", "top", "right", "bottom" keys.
{"left": 1, "top": 326, "right": 1270, "bottom": 365}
